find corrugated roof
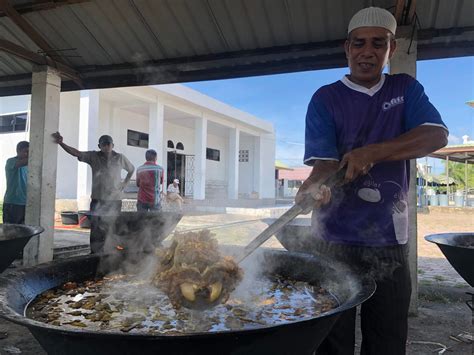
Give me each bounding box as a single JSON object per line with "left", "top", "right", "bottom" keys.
{"left": 279, "top": 167, "right": 312, "bottom": 180}
{"left": 429, "top": 144, "right": 474, "bottom": 164}
{"left": 1, "top": 0, "right": 473, "bottom": 95}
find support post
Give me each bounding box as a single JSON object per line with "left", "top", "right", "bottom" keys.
{"left": 24, "top": 66, "right": 61, "bottom": 266}
{"left": 149, "top": 101, "right": 165, "bottom": 165}
{"left": 252, "top": 135, "right": 262, "bottom": 198}
{"left": 389, "top": 26, "right": 418, "bottom": 314}
{"left": 193, "top": 115, "right": 207, "bottom": 200}
{"left": 228, "top": 128, "right": 240, "bottom": 199}
{"left": 76, "top": 90, "right": 99, "bottom": 210}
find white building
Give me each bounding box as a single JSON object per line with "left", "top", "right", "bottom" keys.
{"left": 0, "top": 84, "right": 275, "bottom": 211}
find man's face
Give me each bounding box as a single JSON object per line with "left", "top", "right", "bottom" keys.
{"left": 99, "top": 142, "right": 113, "bottom": 153}
{"left": 17, "top": 148, "right": 29, "bottom": 160}
{"left": 344, "top": 27, "right": 396, "bottom": 88}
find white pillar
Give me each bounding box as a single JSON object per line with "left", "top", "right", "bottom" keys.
{"left": 252, "top": 135, "right": 262, "bottom": 198}
{"left": 260, "top": 133, "right": 276, "bottom": 199}
{"left": 194, "top": 115, "right": 207, "bottom": 200}
{"left": 24, "top": 66, "right": 61, "bottom": 266}
{"left": 389, "top": 26, "right": 418, "bottom": 314}
{"left": 228, "top": 128, "right": 240, "bottom": 199}
{"left": 76, "top": 90, "right": 99, "bottom": 210}
{"left": 149, "top": 101, "right": 165, "bottom": 165}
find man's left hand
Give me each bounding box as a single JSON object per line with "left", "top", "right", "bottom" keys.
{"left": 340, "top": 146, "right": 376, "bottom": 182}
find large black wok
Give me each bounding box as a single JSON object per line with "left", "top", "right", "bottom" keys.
{"left": 0, "top": 249, "right": 375, "bottom": 355}
{"left": 264, "top": 217, "right": 315, "bottom": 254}
{"left": 0, "top": 224, "right": 44, "bottom": 273}
{"left": 425, "top": 233, "right": 474, "bottom": 287}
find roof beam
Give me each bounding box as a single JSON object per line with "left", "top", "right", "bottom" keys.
{"left": 394, "top": 0, "right": 406, "bottom": 24}
{"left": 0, "top": 0, "right": 83, "bottom": 87}
{"left": 0, "top": 0, "right": 62, "bottom": 59}
{"left": 407, "top": 0, "right": 417, "bottom": 25}
{"left": 0, "top": 0, "right": 89, "bottom": 17}
{"left": 0, "top": 38, "right": 81, "bottom": 83}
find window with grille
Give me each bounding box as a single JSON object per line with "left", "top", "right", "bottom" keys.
{"left": 239, "top": 149, "right": 249, "bottom": 162}
{"left": 206, "top": 148, "right": 220, "bottom": 161}
{"left": 127, "top": 130, "right": 149, "bottom": 148}
{"left": 0, "top": 112, "right": 27, "bottom": 133}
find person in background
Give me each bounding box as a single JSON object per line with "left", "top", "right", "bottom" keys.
{"left": 3, "top": 141, "right": 29, "bottom": 224}
{"left": 167, "top": 178, "right": 183, "bottom": 209}
{"left": 52, "top": 132, "right": 134, "bottom": 253}
{"left": 296, "top": 7, "right": 448, "bottom": 355}
{"left": 136, "top": 149, "right": 164, "bottom": 211}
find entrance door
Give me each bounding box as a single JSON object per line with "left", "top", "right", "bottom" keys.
{"left": 184, "top": 155, "right": 195, "bottom": 197}
{"left": 167, "top": 151, "right": 186, "bottom": 195}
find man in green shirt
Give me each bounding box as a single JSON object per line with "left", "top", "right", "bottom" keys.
{"left": 3, "top": 141, "right": 29, "bottom": 224}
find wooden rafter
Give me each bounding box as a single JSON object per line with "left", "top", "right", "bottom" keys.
{"left": 394, "top": 0, "right": 406, "bottom": 25}
{"left": 0, "top": 38, "right": 81, "bottom": 83}
{"left": 0, "top": 0, "right": 82, "bottom": 87}
{"left": 0, "top": 0, "right": 64, "bottom": 62}
{"left": 0, "top": 0, "right": 89, "bottom": 17}
{"left": 407, "top": 0, "right": 417, "bottom": 25}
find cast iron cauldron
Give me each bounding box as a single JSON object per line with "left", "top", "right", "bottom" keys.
{"left": 425, "top": 233, "right": 474, "bottom": 287}
{"left": 264, "top": 217, "right": 315, "bottom": 254}
{"left": 0, "top": 249, "right": 375, "bottom": 355}
{"left": 0, "top": 224, "right": 44, "bottom": 273}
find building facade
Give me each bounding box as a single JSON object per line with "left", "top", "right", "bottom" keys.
{"left": 0, "top": 84, "right": 275, "bottom": 210}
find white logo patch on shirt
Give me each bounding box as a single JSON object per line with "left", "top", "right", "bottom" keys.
{"left": 382, "top": 96, "right": 404, "bottom": 111}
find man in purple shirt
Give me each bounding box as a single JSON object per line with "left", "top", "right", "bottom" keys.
{"left": 296, "top": 7, "right": 448, "bottom": 355}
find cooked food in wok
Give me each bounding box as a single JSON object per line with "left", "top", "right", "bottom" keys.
{"left": 152, "top": 230, "right": 243, "bottom": 308}
{"left": 26, "top": 230, "right": 340, "bottom": 334}
{"left": 27, "top": 274, "right": 338, "bottom": 333}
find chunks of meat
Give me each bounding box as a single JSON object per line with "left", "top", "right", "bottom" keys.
{"left": 152, "top": 230, "right": 242, "bottom": 308}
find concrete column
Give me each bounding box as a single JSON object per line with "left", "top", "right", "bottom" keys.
{"left": 228, "top": 128, "right": 240, "bottom": 199}
{"left": 109, "top": 107, "right": 120, "bottom": 147}
{"left": 252, "top": 135, "right": 262, "bottom": 198}
{"left": 76, "top": 90, "right": 99, "bottom": 210}
{"left": 193, "top": 115, "right": 207, "bottom": 200}
{"left": 148, "top": 101, "right": 165, "bottom": 165}
{"left": 24, "top": 66, "right": 61, "bottom": 266}
{"left": 389, "top": 26, "right": 418, "bottom": 314}
{"left": 260, "top": 133, "right": 276, "bottom": 199}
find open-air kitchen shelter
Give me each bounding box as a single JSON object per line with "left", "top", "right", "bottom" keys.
{"left": 1, "top": 0, "right": 473, "bottom": 312}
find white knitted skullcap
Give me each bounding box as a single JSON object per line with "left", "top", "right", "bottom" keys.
{"left": 348, "top": 7, "right": 397, "bottom": 35}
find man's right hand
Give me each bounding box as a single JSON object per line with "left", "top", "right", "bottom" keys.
{"left": 52, "top": 131, "right": 63, "bottom": 144}
{"left": 295, "top": 179, "right": 332, "bottom": 214}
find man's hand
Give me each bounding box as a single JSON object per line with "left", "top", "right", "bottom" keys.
{"left": 295, "top": 179, "right": 332, "bottom": 214}
{"left": 119, "top": 181, "right": 128, "bottom": 191}
{"left": 340, "top": 145, "right": 376, "bottom": 183}
{"left": 52, "top": 131, "right": 63, "bottom": 144}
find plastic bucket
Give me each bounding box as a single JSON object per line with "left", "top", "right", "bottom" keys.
{"left": 429, "top": 195, "right": 438, "bottom": 206}
{"left": 60, "top": 211, "right": 78, "bottom": 225}
{"left": 78, "top": 210, "right": 91, "bottom": 229}
{"left": 455, "top": 195, "right": 464, "bottom": 207}
{"left": 438, "top": 195, "right": 448, "bottom": 206}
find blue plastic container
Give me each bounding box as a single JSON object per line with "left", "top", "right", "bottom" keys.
{"left": 438, "top": 194, "right": 448, "bottom": 206}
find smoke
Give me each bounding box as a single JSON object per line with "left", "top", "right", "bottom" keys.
{"left": 95, "top": 211, "right": 182, "bottom": 281}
